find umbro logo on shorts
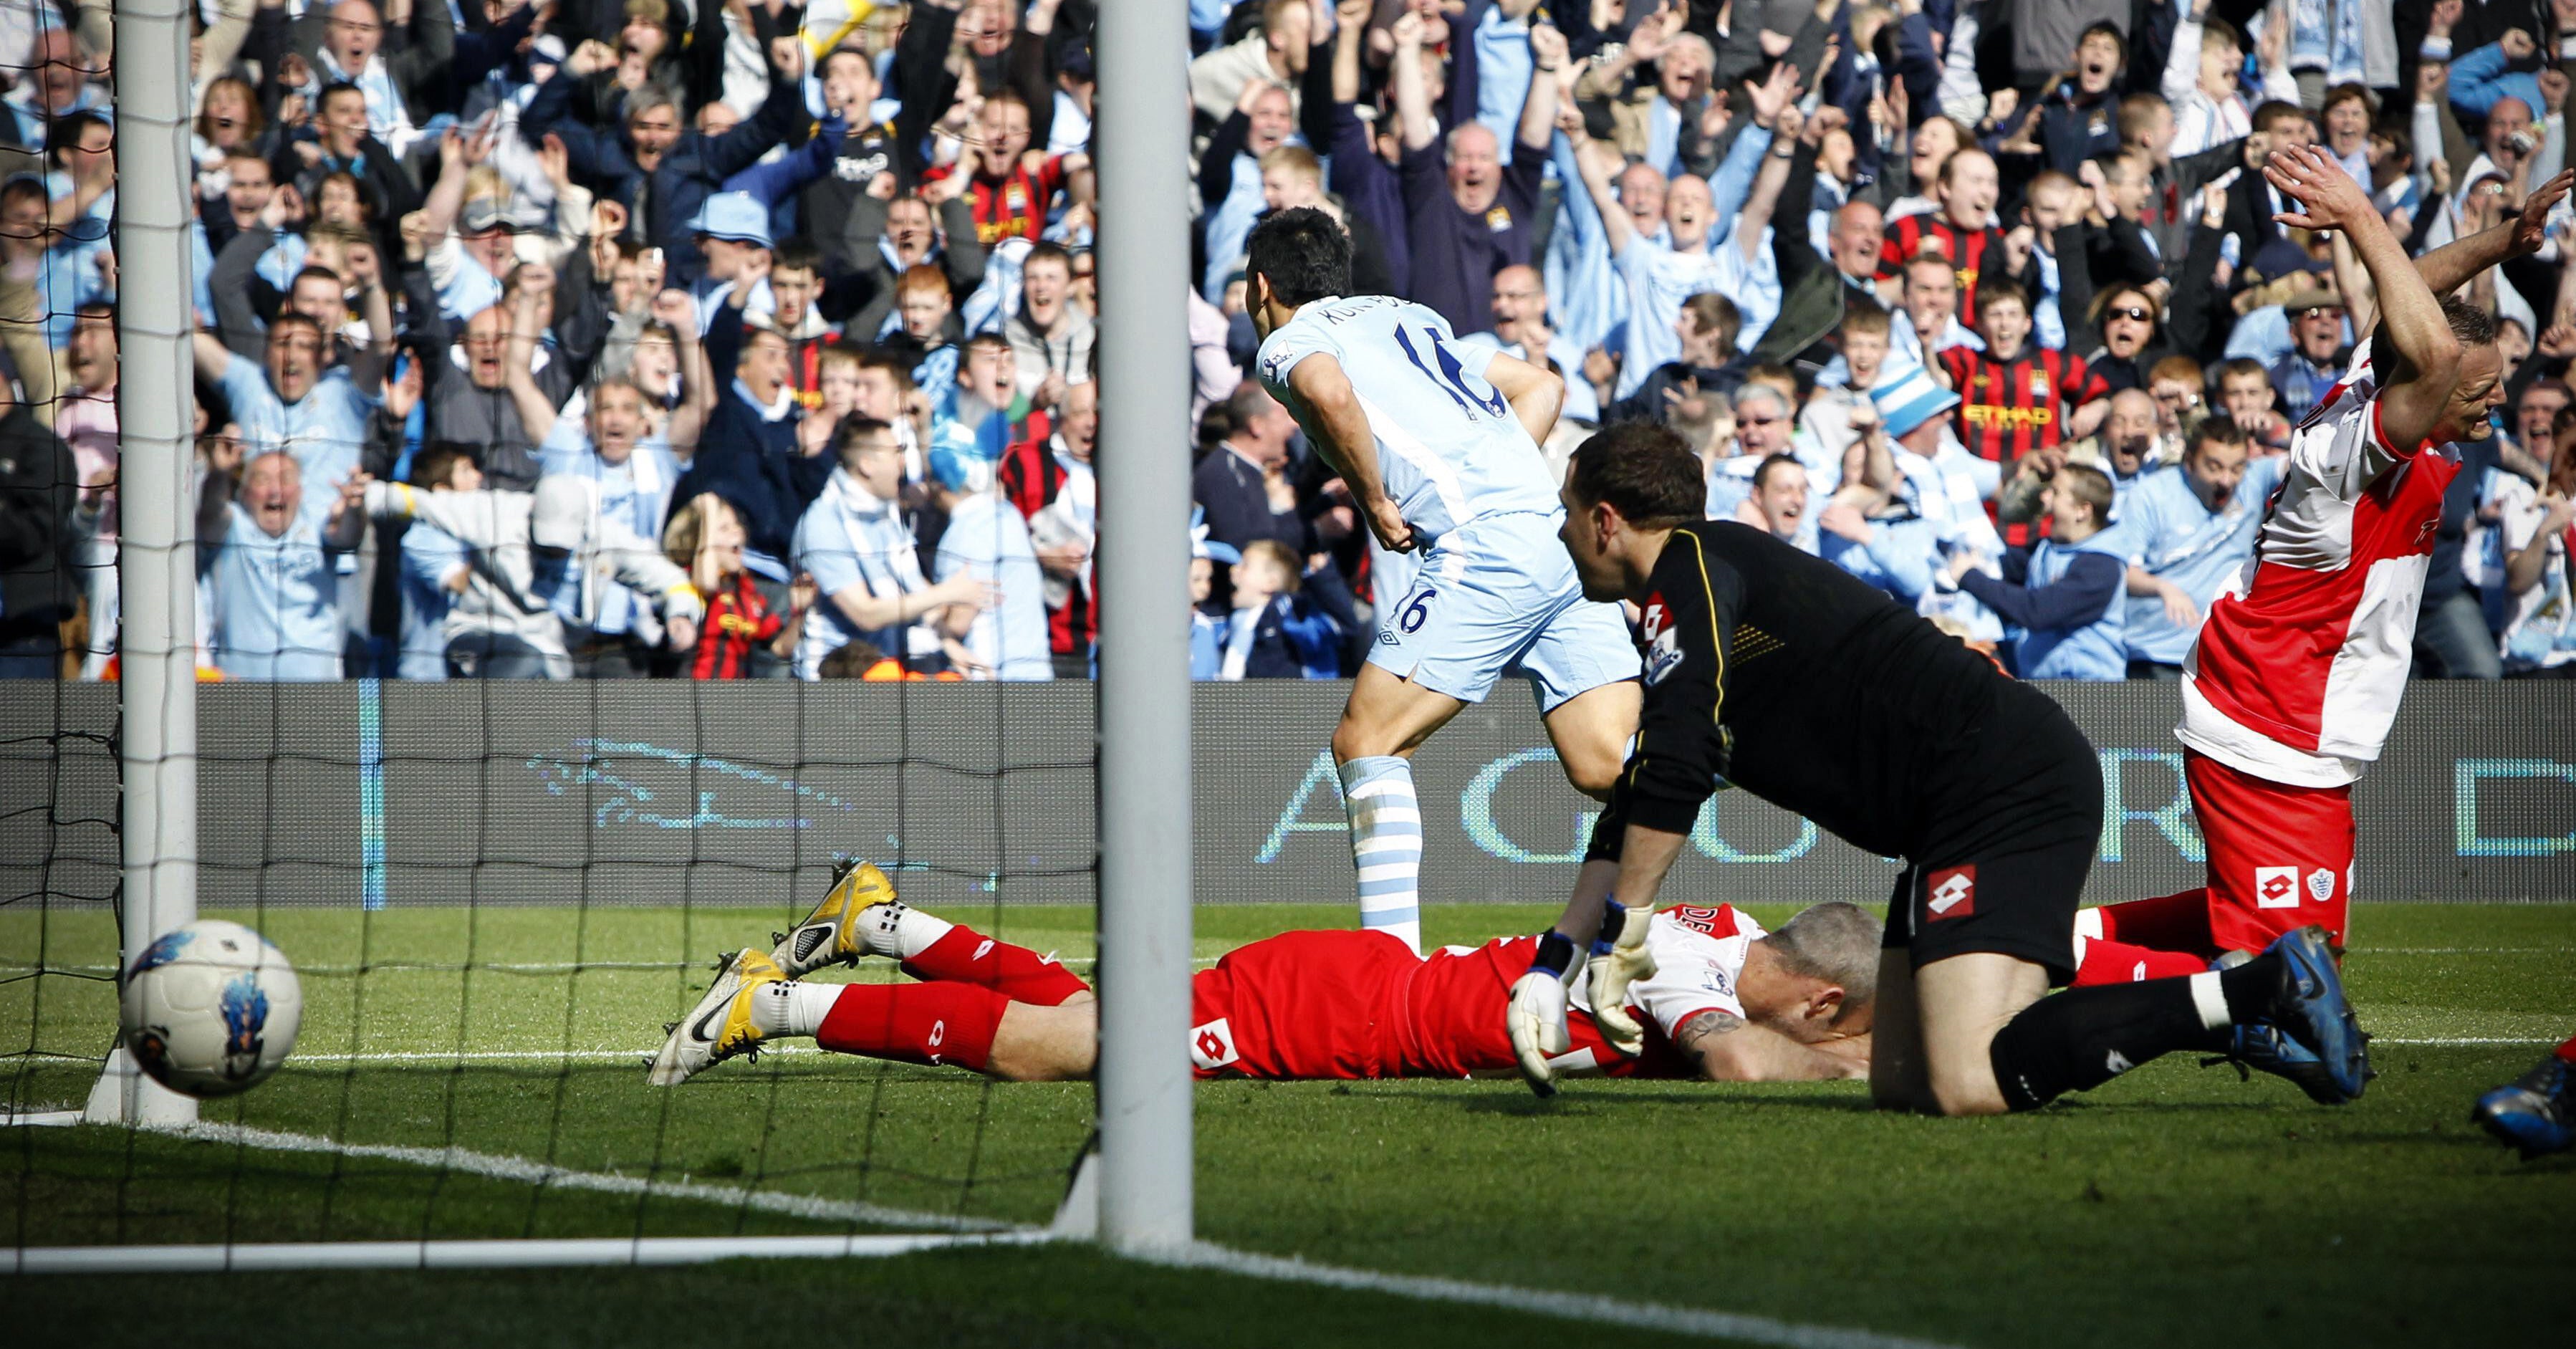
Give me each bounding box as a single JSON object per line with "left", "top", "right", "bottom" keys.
{"left": 2255, "top": 866, "right": 2301, "bottom": 909}
{"left": 1924, "top": 865, "right": 1975, "bottom": 920}
{"left": 1190, "top": 1017, "right": 1240, "bottom": 1071}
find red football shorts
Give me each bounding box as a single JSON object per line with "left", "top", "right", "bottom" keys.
{"left": 1186, "top": 929, "right": 1661, "bottom": 1081}
{"left": 2188, "top": 749, "right": 2356, "bottom": 952}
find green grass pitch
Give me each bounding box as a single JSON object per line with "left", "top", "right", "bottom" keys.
{"left": 4, "top": 901, "right": 2572, "bottom": 1348}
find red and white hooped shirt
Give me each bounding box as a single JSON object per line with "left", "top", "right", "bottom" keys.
{"left": 2181, "top": 338, "right": 2459, "bottom": 788}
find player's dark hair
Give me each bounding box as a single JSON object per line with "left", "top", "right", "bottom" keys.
{"left": 2187, "top": 414, "right": 2249, "bottom": 457}
{"left": 1244, "top": 206, "right": 1352, "bottom": 307}
{"left": 1751, "top": 452, "right": 1804, "bottom": 491}
{"left": 2443, "top": 294, "right": 2498, "bottom": 348}
{"left": 319, "top": 80, "right": 368, "bottom": 113}
{"left": 1764, "top": 901, "right": 1883, "bottom": 1020}
{"left": 1565, "top": 422, "right": 1707, "bottom": 528}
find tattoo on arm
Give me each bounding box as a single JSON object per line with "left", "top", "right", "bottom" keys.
{"left": 1672, "top": 1009, "right": 1744, "bottom": 1055}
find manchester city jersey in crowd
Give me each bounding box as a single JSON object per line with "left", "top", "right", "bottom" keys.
{"left": 1255, "top": 295, "right": 1563, "bottom": 547}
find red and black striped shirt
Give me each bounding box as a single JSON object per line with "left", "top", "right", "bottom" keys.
{"left": 997, "top": 432, "right": 1095, "bottom": 659}
{"left": 1938, "top": 345, "right": 2108, "bottom": 466}
{"left": 1880, "top": 215, "right": 2010, "bottom": 328}
{"left": 922, "top": 155, "right": 1074, "bottom": 246}
{"left": 691, "top": 575, "right": 783, "bottom": 680}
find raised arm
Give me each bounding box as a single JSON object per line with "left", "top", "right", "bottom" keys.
{"left": 2413, "top": 168, "right": 2576, "bottom": 298}
{"left": 1390, "top": 13, "right": 1437, "bottom": 153}
{"left": 1284, "top": 352, "right": 1415, "bottom": 552}
{"left": 502, "top": 290, "right": 559, "bottom": 445}
{"left": 1515, "top": 22, "right": 1567, "bottom": 154}
{"left": 2267, "top": 146, "right": 2459, "bottom": 449}
{"left": 1736, "top": 105, "right": 1806, "bottom": 264}
{"left": 1564, "top": 111, "right": 1634, "bottom": 257}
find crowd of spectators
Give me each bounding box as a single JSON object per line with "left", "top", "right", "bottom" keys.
{"left": 2, "top": 0, "right": 2573, "bottom": 683}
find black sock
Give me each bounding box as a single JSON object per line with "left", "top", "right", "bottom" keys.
{"left": 1988, "top": 978, "right": 2236, "bottom": 1112}
{"left": 2216, "top": 954, "right": 2283, "bottom": 1021}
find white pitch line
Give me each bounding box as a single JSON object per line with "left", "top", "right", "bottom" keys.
{"left": 1139, "top": 1242, "right": 1964, "bottom": 1349}
{"left": 146, "top": 1120, "right": 1014, "bottom": 1234}
{"left": 2371, "top": 1037, "right": 2560, "bottom": 1046}
{"left": 34, "top": 1120, "right": 1961, "bottom": 1345}
{"left": 279, "top": 1045, "right": 827, "bottom": 1065}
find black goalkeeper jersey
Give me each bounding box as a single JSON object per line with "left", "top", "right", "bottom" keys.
{"left": 1588, "top": 521, "right": 2057, "bottom": 865}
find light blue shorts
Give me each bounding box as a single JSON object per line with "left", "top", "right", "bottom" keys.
{"left": 1365, "top": 511, "right": 1641, "bottom": 713}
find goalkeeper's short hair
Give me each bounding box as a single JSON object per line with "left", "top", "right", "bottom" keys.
{"left": 1764, "top": 902, "right": 1883, "bottom": 1022}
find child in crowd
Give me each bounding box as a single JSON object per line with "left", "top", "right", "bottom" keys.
{"left": 664, "top": 492, "right": 807, "bottom": 679}
{"left": 1215, "top": 539, "right": 1342, "bottom": 680}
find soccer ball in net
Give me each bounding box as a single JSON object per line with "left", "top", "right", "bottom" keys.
{"left": 119, "top": 919, "right": 304, "bottom": 1098}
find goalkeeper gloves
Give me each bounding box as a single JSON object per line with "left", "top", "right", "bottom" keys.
{"left": 1584, "top": 903, "right": 1658, "bottom": 1059}
{"left": 1507, "top": 931, "right": 1579, "bottom": 1097}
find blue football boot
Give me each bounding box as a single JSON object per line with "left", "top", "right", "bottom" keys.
{"left": 2471, "top": 1054, "right": 2575, "bottom": 1160}
{"left": 2256, "top": 926, "right": 2373, "bottom": 1103}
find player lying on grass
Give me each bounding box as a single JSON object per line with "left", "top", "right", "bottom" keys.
{"left": 647, "top": 863, "right": 1876, "bottom": 1086}
{"left": 1506, "top": 422, "right": 2370, "bottom": 1115}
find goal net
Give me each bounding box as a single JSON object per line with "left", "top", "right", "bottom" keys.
{"left": 0, "top": 0, "right": 1209, "bottom": 1271}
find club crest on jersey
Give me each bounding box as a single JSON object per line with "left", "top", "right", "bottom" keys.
{"left": 2255, "top": 865, "right": 2300, "bottom": 909}
{"left": 1189, "top": 1017, "right": 1240, "bottom": 1071}
{"left": 2307, "top": 868, "right": 2336, "bottom": 903}
{"left": 1644, "top": 627, "right": 1683, "bottom": 686}
{"left": 1485, "top": 206, "right": 1513, "bottom": 232}
{"left": 1924, "top": 865, "right": 1975, "bottom": 920}
{"left": 2029, "top": 371, "right": 2052, "bottom": 398}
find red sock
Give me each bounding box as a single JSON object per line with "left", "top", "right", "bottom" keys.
{"left": 816, "top": 981, "right": 1006, "bottom": 1071}
{"left": 2556, "top": 1034, "right": 2576, "bottom": 1065}
{"left": 2072, "top": 938, "right": 2211, "bottom": 987}
{"left": 2095, "top": 889, "right": 2220, "bottom": 957}
{"left": 900, "top": 926, "right": 1092, "bottom": 1007}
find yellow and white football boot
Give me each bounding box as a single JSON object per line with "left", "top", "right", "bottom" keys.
{"left": 647, "top": 947, "right": 786, "bottom": 1086}
{"left": 770, "top": 858, "right": 909, "bottom": 978}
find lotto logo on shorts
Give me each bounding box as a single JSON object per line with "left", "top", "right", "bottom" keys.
{"left": 2255, "top": 866, "right": 2301, "bottom": 909}
{"left": 1924, "top": 866, "right": 1975, "bottom": 921}
{"left": 1189, "top": 1017, "right": 1240, "bottom": 1072}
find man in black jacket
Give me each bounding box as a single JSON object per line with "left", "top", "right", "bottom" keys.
{"left": 1504, "top": 422, "right": 2373, "bottom": 1117}
{"left": 0, "top": 388, "right": 80, "bottom": 677}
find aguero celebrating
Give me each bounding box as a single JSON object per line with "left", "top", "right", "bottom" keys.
{"left": 1506, "top": 422, "right": 2370, "bottom": 1115}
{"left": 1244, "top": 208, "right": 1640, "bottom": 954}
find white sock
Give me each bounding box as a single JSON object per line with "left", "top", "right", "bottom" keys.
{"left": 1340, "top": 756, "right": 1423, "bottom": 955}
{"left": 2186, "top": 971, "right": 2232, "bottom": 1032}
{"left": 885, "top": 906, "right": 955, "bottom": 961}
{"left": 751, "top": 981, "right": 844, "bottom": 1037}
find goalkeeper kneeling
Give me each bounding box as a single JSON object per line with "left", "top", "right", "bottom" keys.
{"left": 649, "top": 863, "right": 1875, "bottom": 1086}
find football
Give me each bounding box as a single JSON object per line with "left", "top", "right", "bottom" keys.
{"left": 119, "top": 920, "right": 303, "bottom": 1098}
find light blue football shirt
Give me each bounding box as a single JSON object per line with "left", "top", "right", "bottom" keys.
{"left": 1254, "top": 295, "right": 1560, "bottom": 547}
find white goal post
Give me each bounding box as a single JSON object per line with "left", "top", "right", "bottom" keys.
{"left": 5, "top": 0, "right": 1196, "bottom": 1270}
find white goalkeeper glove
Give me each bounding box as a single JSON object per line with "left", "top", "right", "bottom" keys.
{"left": 1584, "top": 903, "right": 1658, "bottom": 1059}
{"left": 1506, "top": 932, "right": 1580, "bottom": 1097}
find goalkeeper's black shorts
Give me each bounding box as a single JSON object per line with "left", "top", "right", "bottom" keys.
{"left": 1878, "top": 682, "right": 2103, "bottom": 987}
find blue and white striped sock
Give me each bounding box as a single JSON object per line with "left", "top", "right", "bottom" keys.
{"left": 1339, "top": 755, "right": 1423, "bottom": 955}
